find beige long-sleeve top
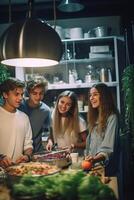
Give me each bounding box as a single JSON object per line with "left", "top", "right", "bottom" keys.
{"left": 0, "top": 106, "right": 33, "bottom": 161}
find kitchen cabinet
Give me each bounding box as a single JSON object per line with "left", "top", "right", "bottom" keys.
{"left": 20, "top": 36, "right": 125, "bottom": 112}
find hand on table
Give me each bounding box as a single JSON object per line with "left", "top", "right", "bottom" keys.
{"left": 85, "top": 155, "right": 94, "bottom": 163}
{"left": 15, "top": 155, "right": 30, "bottom": 164}
{"left": 46, "top": 139, "right": 53, "bottom": 151}
{"left": 0, "top": 156, "right": 14, "bottom": 168}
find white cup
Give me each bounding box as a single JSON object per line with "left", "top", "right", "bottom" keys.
{"left": 70, "top": 153, "right": 78, "bottom": 163}
{"left": 84, "top": 105, "right": 88, "bottom": 112}
{"left": 84, "top": 32, "right": 89, "bottom": 38}
{"left": 78, "top": 100, "right": 83, "bottom": 112}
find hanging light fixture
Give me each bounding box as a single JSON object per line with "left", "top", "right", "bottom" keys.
{"left": 0, "top": 0, "right": 63, "bottom": 67}
{"left": 58, "top": 0, "right": 84, "bottom": 12}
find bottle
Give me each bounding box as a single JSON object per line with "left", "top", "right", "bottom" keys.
{"left": 108, "top": 69, "right": 112, "bottom": 82}
{"left": 72, "top": 69, "right": 78, "bottom": 81}
{"left": 69, "top": 70, "right": 75, "bottom": 83}
{"left": 66, "top": 49, "right": 72, "bottom": 60}
{"left": 100, "top": 68, "right": 108, "bottom": 82}
{"left": 85, "top": 72, "right": 92, "bottom": 83}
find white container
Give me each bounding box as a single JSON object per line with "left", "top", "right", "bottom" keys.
{"left": 94, "top": 26, "right": 107, "bottom": 37}
{"left": 64, "top": 28, "right": 71, "bottom": 39}
{"left": 84, "top": 32, "right": 89, "bottom": 38}
{"left": 70, "top": 27, "right": 83, "bottom": 39}
{"left": 70, "top": 153, "right": 78, "bottom": 163}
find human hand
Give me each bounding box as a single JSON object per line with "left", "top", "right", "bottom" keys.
{"left": 0, "top": 156, "right": 13, "bottom": 168}
{"left": 15, "top": 155, "right": 30, "bottom": 164}
{"left": 70, "top": 144, "right": 75, "bottom": 151}
{"left": 46, "top": 139, "right": 53, "bottom": 151}
{"left": 85, "top": 155, "right": 94, "bottom": 163}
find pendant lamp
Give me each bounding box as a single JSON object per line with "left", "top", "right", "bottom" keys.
{"left": 58, "top": 0, "right": 84, "bottom": 12}
{"left": 0, "top": 0, "right": 63, "bottom": 67}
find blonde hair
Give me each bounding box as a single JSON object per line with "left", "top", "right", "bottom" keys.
{"left": 53, "top": 90, "right": 80, "bottom": 140}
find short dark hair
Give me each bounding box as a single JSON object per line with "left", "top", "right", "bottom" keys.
{"left": 26, "top": 79, "right": 48, "bottom": 93}
{"left": 0, "top": 77, "right": 25, "bottom": 96}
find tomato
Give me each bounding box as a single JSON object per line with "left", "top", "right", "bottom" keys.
{"left": 81, "top": 160, "right": 93, "bottom": 170}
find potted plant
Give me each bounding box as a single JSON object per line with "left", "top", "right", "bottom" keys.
{"left": 122, "top": 64, "right": 134, "bottom": 142}
{"left": 121, "top": 65, "right": 134, "bottom": 197}
{"left": 0, "top": 63, "right": 10, "bottom": 104}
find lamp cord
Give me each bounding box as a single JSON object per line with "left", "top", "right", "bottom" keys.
{"left": 8, "top": 0, "right": 12, "bottom": 23}
{"left": 53, "top": 0, "right": 57, "bottom": 29}
{"left": 27, "top": 0, "right": 34, "bottom": 19}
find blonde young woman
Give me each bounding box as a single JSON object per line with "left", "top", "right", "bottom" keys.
{"left": 46, "top": 90, "right": 87, "bottom": 153}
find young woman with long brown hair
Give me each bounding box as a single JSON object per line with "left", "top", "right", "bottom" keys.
{"left": 85, "top": 83, "right": 120, "bottom": 176}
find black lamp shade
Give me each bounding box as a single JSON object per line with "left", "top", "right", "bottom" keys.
{"left": 0, "top": 19, "right": 63, "bottom": 67}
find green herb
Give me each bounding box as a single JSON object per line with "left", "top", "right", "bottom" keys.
{"left": 0, "top": 63, "right": 10, "bottom": 104}
{"left": 12, "top": 171, "right": 116, "bottom": 200}
{"left": 0, "top": 64, "right": 10, "bottom": 84}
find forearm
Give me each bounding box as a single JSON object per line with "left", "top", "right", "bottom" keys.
{"left": 73, "top": 130, "right": 87, "bottom": 149}
{"left": 47, "top": 127, "right": 54, "bottom": 143}
{"left": 73, "top": 141, "right": 86, "bottom": 149}
{"left": 24, "top": 148, "right": 33, "bottom": 156}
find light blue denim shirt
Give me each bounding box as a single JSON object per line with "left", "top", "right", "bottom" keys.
{"left": 86, "top": 114, "right": 118, "bottom": 161}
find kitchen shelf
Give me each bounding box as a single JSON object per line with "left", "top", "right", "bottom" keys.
{"left": 62, "top": 36, "right": 124, "bottom": 43}
{"left": 60, "top": 58, "right": 114, "bottom": 64}
{"left": 48, "top": 81, "right": 118, "bottom": 90}
{"left": 16, "top": 36, "right": 125, "bottom": 112}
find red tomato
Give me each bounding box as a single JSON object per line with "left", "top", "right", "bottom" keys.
{"left": 81, "top": 160, "right": 93, "bottom": 170}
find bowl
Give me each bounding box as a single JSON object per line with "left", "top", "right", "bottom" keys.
{"left": 44, "top": 157, "right": 72, "bottom": 168}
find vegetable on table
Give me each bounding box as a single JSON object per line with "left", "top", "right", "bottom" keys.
{"left": 12, "top": 170, "right": 117, "bottom": 200}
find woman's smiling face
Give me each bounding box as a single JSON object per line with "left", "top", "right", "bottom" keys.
{"left": 89, "top": 87, "right": 100, "bottom": 108}
{"left": 58, "top": 96, "right": 72, "bottom": 114}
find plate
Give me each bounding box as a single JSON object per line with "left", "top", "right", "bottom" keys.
{"left": 6, "top": 162, "right": 60, "bottom": 177}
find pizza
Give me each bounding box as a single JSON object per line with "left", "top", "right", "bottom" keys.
{"left": 6, "top": 162, "right": 60, "bottom": 176}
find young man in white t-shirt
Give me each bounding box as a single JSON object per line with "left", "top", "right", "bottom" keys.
{"left": 0, "top": 78, "right": 33, "bottom": 168}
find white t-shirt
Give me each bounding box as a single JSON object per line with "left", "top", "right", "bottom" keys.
{"left": 53, "top": 116, "right": 87, "bottom": 148}
{"left": 0, "top": 106, "right": 33, "bottom": 161}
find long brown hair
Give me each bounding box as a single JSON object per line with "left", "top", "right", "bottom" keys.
{"left": 53, "top": 90, "right": 80, "bottom": 138}
{"left": 88, "top": 83, "right": 118, "bottom": 133}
